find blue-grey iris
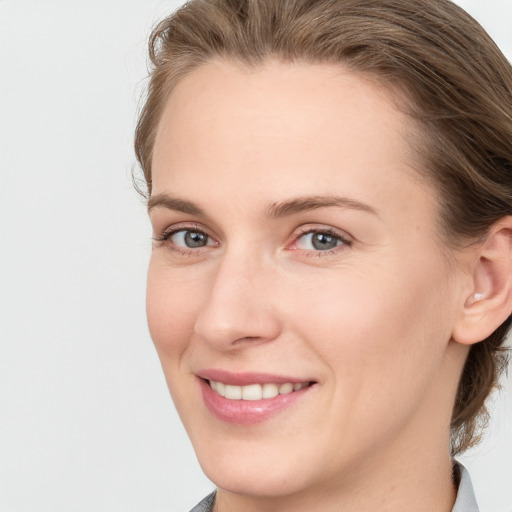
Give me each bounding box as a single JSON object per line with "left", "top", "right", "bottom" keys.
{"left": 185, "top": 231, "right": 208, "bottom": 248}
{"left": 312, "top": 233, "right": 338, "bottom": 250}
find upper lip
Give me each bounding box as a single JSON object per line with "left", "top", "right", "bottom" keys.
{"left": 197, "top": 369, "right": 314, "bottom": 386}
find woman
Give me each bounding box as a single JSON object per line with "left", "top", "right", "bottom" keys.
{"left": 135, "top": 1, "right": 512, "bottom": 510}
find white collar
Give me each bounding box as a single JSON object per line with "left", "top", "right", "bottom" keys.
{"left": 452, "top": 461, "right": 480, "bottom": 512}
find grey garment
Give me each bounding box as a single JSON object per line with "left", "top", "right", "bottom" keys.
{"left": 189, "top": 491, "right": 216, "bottom": 512}
{"left": 188, "top": 462, "right": 479, "bottom": 512}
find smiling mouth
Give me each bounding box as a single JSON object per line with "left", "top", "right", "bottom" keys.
{"left": 207, "top": 380, "right": 313, "bottom": 400}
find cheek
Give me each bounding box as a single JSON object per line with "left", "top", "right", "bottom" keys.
{"left": 285, "top": 256, "right": 454, "bottom": 407}
{"left": 146, "top": 258, "right": 201, "bottom": 361}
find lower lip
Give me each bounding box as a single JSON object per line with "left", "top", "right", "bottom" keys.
{"left": 199, "top": 379, "right": 314, "bottom": 425}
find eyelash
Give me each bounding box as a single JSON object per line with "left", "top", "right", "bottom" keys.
{"left": 153, "top": 225, "right": 352, "bottom": 257}
{"left": 153, "top": 224, "right": 214, "bottom": 256}
{"left": 292, "top": 227, "right": 352, "bottom": 256}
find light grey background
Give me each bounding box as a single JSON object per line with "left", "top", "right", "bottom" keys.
{"left": 0, "top": 1, "right": 511, "bottom": 511}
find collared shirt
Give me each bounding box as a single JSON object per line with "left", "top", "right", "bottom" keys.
{"left": 189, "top": 463, "right": 479, "bottom": 512}
{"left": 453, "top": 463, "right": 480, "bottom": 512}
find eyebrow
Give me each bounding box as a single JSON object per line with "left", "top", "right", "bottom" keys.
{"left": 147, "top": 193, "right": 379, "bottom": 218}
{"left": 147, "top": 194, "right": 205, "bottom": 216}
{"left": 266, "top": 195, "right": 379, "bottom": 219}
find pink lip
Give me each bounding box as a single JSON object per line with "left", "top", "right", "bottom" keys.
{"left": 197, "top": 372, "right": 316, "bottom": 425}
{"left": 197, "top": 369, "right": 312, "bottom": 386}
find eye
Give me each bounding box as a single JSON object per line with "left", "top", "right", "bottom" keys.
{"left": 297, "top": 232, "right": 340, "bottom": 250}
{"left": 290, "top": 228, "right": 352, "bottom": 253}
{"left": 153, "top": 226, "right": 218, "bottom": 253}
{"left": 170, "top": 229, "right": 212, "bottom": 248}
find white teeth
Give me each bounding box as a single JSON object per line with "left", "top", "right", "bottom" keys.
{"left": 216, "top": 381, "right": 226, "bottom": 396}
{"left": 224, "top": 384, "right": 242, "bottom": 400}
{"left": 279, "top": 383, "right": 294, "bottom": 394}
{"left": 242, "top": 384, "right": 263, "bottom": 401}
{"left": 209, "top": 380, "right": 309, "bottom": 400}
{"left": 262, "top": 383, "right": 279, "bottom": 398}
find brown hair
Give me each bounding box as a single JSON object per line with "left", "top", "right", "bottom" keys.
{"left": 134, "top": 0, "right": 512, "bottom": 455}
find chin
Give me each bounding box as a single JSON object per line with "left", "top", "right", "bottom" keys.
{"left": 200, "top": 456, "right": 309, "bottom": 498}
{"left": 190, "top": 430, "right": 336, "bottom": 500}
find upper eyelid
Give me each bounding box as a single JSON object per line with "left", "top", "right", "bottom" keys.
{"left": 150, "top": 211, "right": 221, "bottom": 235}
{"left": 156, "top": 222, "right": 212, "bottom": 239}
{"left": 293, "top": 224, "right": 353, "bottom": 241}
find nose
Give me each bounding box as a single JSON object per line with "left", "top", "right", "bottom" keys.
{"left": 193, "top": 250, "right": 282, "bottom": 350}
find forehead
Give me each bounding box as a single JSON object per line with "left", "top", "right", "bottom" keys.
{"left": 154, "top": 59, "right": 408, "bottom": 164}
{"left": 151, "top": 59, "right": 433, "bottom": 223}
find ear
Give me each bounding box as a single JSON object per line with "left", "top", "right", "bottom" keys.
{"left": 452, "top": 217, "right": 512, "bottom": 346}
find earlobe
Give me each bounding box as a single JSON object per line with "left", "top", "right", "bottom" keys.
{"left": 452, "top": 217, "right": 512, "bottom": 346}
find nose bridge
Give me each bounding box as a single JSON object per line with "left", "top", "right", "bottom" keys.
{"left": 194, "top": 244, "right": 281, "bottom": 348}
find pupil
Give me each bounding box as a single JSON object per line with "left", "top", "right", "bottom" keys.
{"left": 312, "top": 233, "right": 337, "bottom": 250}
{"left": 185, "top": 231, "right": 207, "bottom": 248}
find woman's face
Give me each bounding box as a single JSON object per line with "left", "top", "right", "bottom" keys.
{"left": 147, "top": 60, "right": 467, "bottom": 498}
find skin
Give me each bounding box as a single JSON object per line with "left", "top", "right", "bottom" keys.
{"left": 147, "top": 59, "right": 476, "bottom": 512}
